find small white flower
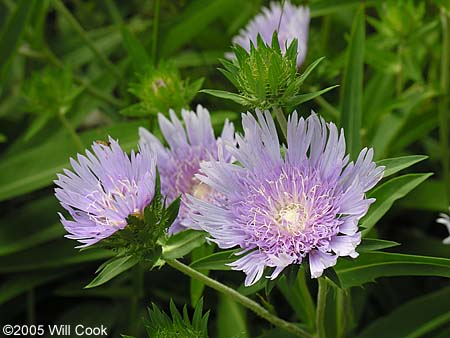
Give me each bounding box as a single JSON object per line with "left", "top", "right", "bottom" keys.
{"left": 437, "top": 207, "right": 450, "bottom": 245}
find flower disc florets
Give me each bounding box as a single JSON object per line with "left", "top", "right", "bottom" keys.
{"left": 187, "top": 111, "right": 384, "bottom": 285}
{"left": 54, "top": 137, "right": 157, "bottom": 247}
{"left": 139, "top": 105, "right": 235, "bottom": 234}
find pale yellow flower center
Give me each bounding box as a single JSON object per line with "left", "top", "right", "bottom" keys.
{"left": 276, "top": 203, "right": 307, "bottom": 233}
{"left": 191, "top": 182, "right": 212, "bottom": 200}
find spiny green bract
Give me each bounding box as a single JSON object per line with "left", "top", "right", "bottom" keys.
{"left": 22, "top": 67, "right": 83, "bottom": 140}
{"left": 143, "top": 299, "right": 209, "bottom": 338}
{"left": 203, "top": 32, "right": 336, "bottom": 111}
{"left": 121, "top": 62, "right": 204, "bottom": 117}
{"left": 96, "top": 172, "right": 180, "bottom": 264}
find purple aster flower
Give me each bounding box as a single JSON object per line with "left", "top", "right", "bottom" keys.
{"left": 54, "top": 137, "right": 156, "bottom": 247}
{"left": 230, "top": 1, "right": 310, "bottom": 67}
{"left": 139, "top": 105, "right": 235, "bottom": 234}
{"left": 187, "top": 111, "right": 384, "bottom": 286}
{"left": 437, "top": 207, "right": 450, "bottom": 245}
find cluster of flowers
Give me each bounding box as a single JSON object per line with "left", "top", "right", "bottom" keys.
{"left": 54, "top": 1, "right": 390, "bottom": 286}
{"left": 55, "top": 105, "right": 384, "bottom": 285}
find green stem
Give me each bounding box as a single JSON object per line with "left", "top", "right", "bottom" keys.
{"left": 129, "top": 265, "right": 144, "bottom": 334}
{"left": 315, "top": 278, "right": 328, "bottom": 338}
{"left": 52, "top": 0, "right": 122, "bottom": 81}
{"left": 295, "top": 267, "right": 316, "bottom": 330}
{"left": 440, "top": 10, "right": 450, "bottom": 205}
{"left": 103, "top": 0, "right": 124, "bottom": 26}
{"left": 396, "top": 44, "right": 403, "bottom": 95}
{"left": 151, "top": 0, "right": 160, "bottom": 65}
{"left": 57, "top": 112, "right": 84, "bottom": 153}
{"left": 274, "top": 106, "right": 288, "bottom": 140}
{"left": 335, "top": 289, "right": 352, "bottom": 338}
{"left": 166, "top": 259, "right": 313, "bottom": 338}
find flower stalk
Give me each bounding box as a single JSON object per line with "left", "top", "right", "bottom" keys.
{"left": 57, "top": 111, "right": 84, "bottom": 153}
{"left": 315, "top": 277, "right": 328, "bottom": 338}
{"left": 274, "top": 106, "right": 288, "bottom": 140}
{"left": 166, "top": 258, "right": 313, "bottom": 338}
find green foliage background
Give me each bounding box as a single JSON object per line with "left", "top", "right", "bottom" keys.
{"left": 0, "top": 0, "right": 449, "bottom": 337}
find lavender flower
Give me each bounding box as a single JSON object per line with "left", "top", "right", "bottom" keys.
{"left": 187, "top": 111, "right": 384, "bottom": 286}
{"left": 139, "top": 105, "right": 234, "bottom": 234}
{"left": 55, "top": 138, "right": 156, "bottom": 247}
{"left": 231, "top": 1, "right": 310, "bottom": 67}
{"left": 437, "top": 207, "right": 450, "bottom": 245}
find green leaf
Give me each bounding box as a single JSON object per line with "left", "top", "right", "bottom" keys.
{"left": 358, "top": 238, "right": 400, "bottom": 252}
{"left": 160, "top": 0, "right": 240, "bottom": 56}
{"left": 340, "top": 6, "right": 365, "bottom": 159}
{"left": 24, "top": 114, "right": 51, "bottom": 142}
{"left": 361, "top": 173, "right": 432, "bottom": 235}
{"left": 217, "top": 294, "right": 249, "bottom": 338}
{"left": 0, "top": 0, "right": 36, "bottom": 71}
{"left": 0, "top": 196, "right": 64, "bottom": 256}
{"left": 376, "top": 155, "right": 428, "bottom": 178}
{"left": 170, "top": 50, "right": 223, "bottom": 68}
{"left": 0, "top": 223, "right": 63, "bottom": 257}
{"left": 120, "top": 103, "right": 150, "bottom": 117}
{"left": 277, "top": 269, "right": 315, "bottom": 330}
{"left": 162, "top": 230, "right": 206, "bottom": 260}
{"left": 310, "top": 0, "right": 379, "bottom": 17}
{"left": 356, "top": 286, "right": 450, "bottom": 338}
{"left": 85, "top": 255, "right": 139, "bottom": 289}
{"left": 365, "top": 43, "right": 401, "bottom": 74}
{"left": 236, "top": 277, "right": 267, "bottom": 297}
{"left": 0, "top": 269, "right": 74, "bottom": 305}
{"left": 164, "top": 196, "right": 181, "bottom": 229}
{"left": 190, "top": 244, "right": 214, "bottom": 307}
{"left": 285, "top": 85, "right": 339, "bottom": 107}
{"left": 121, "top": 26, "right": 151, "bottom": 72}
{"left": 334, "top": 252, "right": 450, "bottom": 288}
{"left": 0, "top": 120, "right": 143, "bottom": 201}
{"left": 186, "top": 77, "right": 205, "bottom": 102}
{"left": 0, "top": 240, "right": 112, "bottom": 273}
{"left": 190, "top": 249, "right": 237, "bottom": 270}
{"left": 401, "top": 180, "right": 449, "bottom": 211}
{"left": 200, "top": 89, "right": 248, "bottom": 105}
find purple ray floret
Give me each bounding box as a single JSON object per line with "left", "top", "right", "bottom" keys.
{"left": 139, "top": 105, "right": 235, "bottom": 234}
{"left": 187, "top": 111, "right": 384, "bottom": 286}
{"left": 231, "top": 1, "right": 310, "bottom": 67}
{"left": 54, "top": 137, "right": 156, "bottom": 247}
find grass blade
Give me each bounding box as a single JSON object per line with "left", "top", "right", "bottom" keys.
{"left": 340, "top": 6, "right": 365, "bottom": 159}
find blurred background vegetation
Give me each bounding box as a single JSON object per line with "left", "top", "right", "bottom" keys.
{"left": 0, "top": 0, "right": 449, "bottom": 337}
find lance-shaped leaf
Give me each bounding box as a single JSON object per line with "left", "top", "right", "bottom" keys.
{"left": 340, "top": 6, "right": 365, "bottom": 159}
{"left": 162, "top": 230, "right": 206, "bottom": 260}
{"left": 376, "top": 155, "right": 428, "bottom": 178}
{"left": 356, "top": 286, "right": 450, "bottom": 338}
{"left": 333, "top": 252, "right": 450, "bottom": 288}
{"left": 190, "top": 249, "right": 237, "bottom": 271}
{"left": 85, "top": 255, "right": 140, "bottom": 289}
{"left": 357, "top": 238, "right": 400, "bottom": 252}
{"left": 361, "top": 173, "right": 432, "bottom": 235}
